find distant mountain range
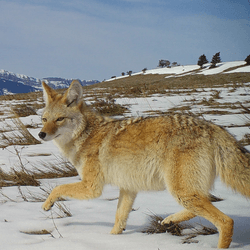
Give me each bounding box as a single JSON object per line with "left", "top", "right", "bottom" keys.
{"left": 0, "top": 69, "right": 99, "bottom": 95}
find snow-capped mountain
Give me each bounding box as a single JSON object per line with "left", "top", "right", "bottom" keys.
{"left": 0, "top": 69, "right": 99, "bottom": 95}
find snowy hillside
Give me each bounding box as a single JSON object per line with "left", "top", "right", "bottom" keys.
{"left": 0, "top": 61, "right": 250, "bottom": 250}
{"left": 106, "top": 61, "right": 250, "bottom": 81}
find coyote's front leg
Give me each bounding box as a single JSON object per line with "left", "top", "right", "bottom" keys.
{"left": 42, "top": 181, "right": 103, "bottom": 211}
{"left": 42, "top": 162, "right": 104, "bottom": 211}
{"left": 111, "top": 189, "right": 137, "bottom": 234}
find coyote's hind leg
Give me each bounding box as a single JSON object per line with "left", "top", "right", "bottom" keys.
{"left": 177, "top": 194, "right": 234, "bottom": 248}
{"left": 161, "top": 208, "right": 196, "bottom": 225}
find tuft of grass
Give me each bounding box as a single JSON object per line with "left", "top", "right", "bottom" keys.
{"left": 91, "top": 96, "right": 128, "bottom": 116}
{"left": 182, "top": 224, "right": 218, "bottom": 244}
{"left": 12, "top": 104, "right": 37, "bottom": 117}
{"left": 32, "top": 156, "right": 78, "bottom": 180}
{"left": 211, "top": 90, "right": 221, "bottom": 99}
{"left": 20, "top": 229, "right": 54, "bottom": 235}
{"left": 0, "top": 147, "right": 40, "bottom": 187}
{"left": 142, "top": 214, "right": 183, "bottom": 235}
{"left": 20, "top": 229, "right": 52, "bottom": 235}
{"left": 17, "top": 185, "right": 72, "bottom": 218}
{"left": 0, "top": 146, "right": 77, "bottom": 188}
{"left": 142, "top": 213, "right": 218, "bottom": 244}
{"left": 0, "top": 109, "right": 41, "bottom": 148}
{"left": 239, "top": 133, "right": 250, "bottom": 146}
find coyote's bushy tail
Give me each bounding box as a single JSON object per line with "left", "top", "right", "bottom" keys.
{"left": 214, "top": 125, "right": 250, "bottom": 198}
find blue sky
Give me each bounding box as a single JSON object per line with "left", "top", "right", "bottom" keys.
{"left": 0, "top": 0, "right": 249, "bottom": 81}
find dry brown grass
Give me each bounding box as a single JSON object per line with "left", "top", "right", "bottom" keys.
{"left": 12, "top": 104, "right": 37, "bottom": 117}
{"left": 142, "top": 213, "right": 218, "bottom": 244}
{"left": 0, "top": 152, "right": 77, "bottom": 188}
{"left": 142, "top": 194, "right": 222, "bottom": 243}
{"left": 142, "top": 213, "right": 183, "bottom": 235}
{"left": 0, "top": 166, "right": 40, "bottom": 187}
{"left": 20, "top": 229, "right": 52, "bottom": 235}
{"left": 0, "top": 92, "right": 44, "bottom": 119}
{"left": 91, "top": 96, "right": 129, "bottom": 116}
{"left": 17, "top": 185, "right": 72, "bottom": 218}
{"left": 0, "top": 91, "right": 41, "bottom": 101}
{"left": 32, "top": 156, "right": 78, "bottom": 180}
{"left": 0, "top": 160, "right": 77, "bottom": 188}
{"left": 0, "top": 146, "right": 40, "bottom": 187}
{"left": 0, "top": 112, "right": 41, "bottom": 148}
{"left": 84, "top": 72, "right": 250, "bottom": 98}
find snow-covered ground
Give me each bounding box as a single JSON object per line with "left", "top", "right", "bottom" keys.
{"left": 0, "top": 61, "right": 250, "bottom": 249}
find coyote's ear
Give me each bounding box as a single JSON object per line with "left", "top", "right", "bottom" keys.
{"left": 64, "top": 80, "right": 83, "bottom": 107}
{"left": 42, "top": 82, "right": 58, "bottom": 105}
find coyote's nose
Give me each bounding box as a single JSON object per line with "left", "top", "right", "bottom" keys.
{"left": 38, "top": 132, "right": 46, "bottom": 140}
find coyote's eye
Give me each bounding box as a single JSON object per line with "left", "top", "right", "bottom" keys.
{"left": 56, "top": 117, "right": 65, "bottom": 122}
{"left": 42, "top": 118, "right": 47, "bottom": 122}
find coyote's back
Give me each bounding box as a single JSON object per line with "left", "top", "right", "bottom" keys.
{"left": 39, "top": 80, "right": 250, "bottom": 249}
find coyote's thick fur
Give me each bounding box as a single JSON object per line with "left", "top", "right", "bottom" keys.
{"left": 39, "top": 80, "right": 250, "bottom": 248}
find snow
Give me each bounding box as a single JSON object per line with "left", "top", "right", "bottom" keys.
{"left": 226, "top": 65, "right": 250, "bottom": 74}
{"left": 0, "top": 62, "right": 250, "bottom": 249}
{"left": 144, "top": 64, "right": 200, "bottom": 75}
{"left": 1, "top": 178, "right": 250, "bottom": 250}
{"left": 198, "top": 61, "right": 247, "bottom": 75}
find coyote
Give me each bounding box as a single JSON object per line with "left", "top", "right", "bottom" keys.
{"left": 39, "top": 80, "right": 250, "bottom": 248}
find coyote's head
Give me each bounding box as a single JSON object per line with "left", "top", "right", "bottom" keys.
{"left": 38, "top": 80, "right": 86, "bottom": 142}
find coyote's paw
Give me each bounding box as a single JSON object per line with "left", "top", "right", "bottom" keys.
{"left": 42, "top": 200, "right": 54, "bottom": 211}
{"left": 110, "top": 226, "right": 124, "bottom": 235}
{"left": 161, "top": 216, "right": 173, "bottom": 226}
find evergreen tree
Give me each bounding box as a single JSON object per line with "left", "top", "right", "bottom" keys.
{"left": 210, "top": 52, "right": 221, "bottom": 68}
{"left": 197, "top": 54, "right": 208, "bottom": 68}
{"left": 245, "top": 55, "right": 250, "bottom": 65}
